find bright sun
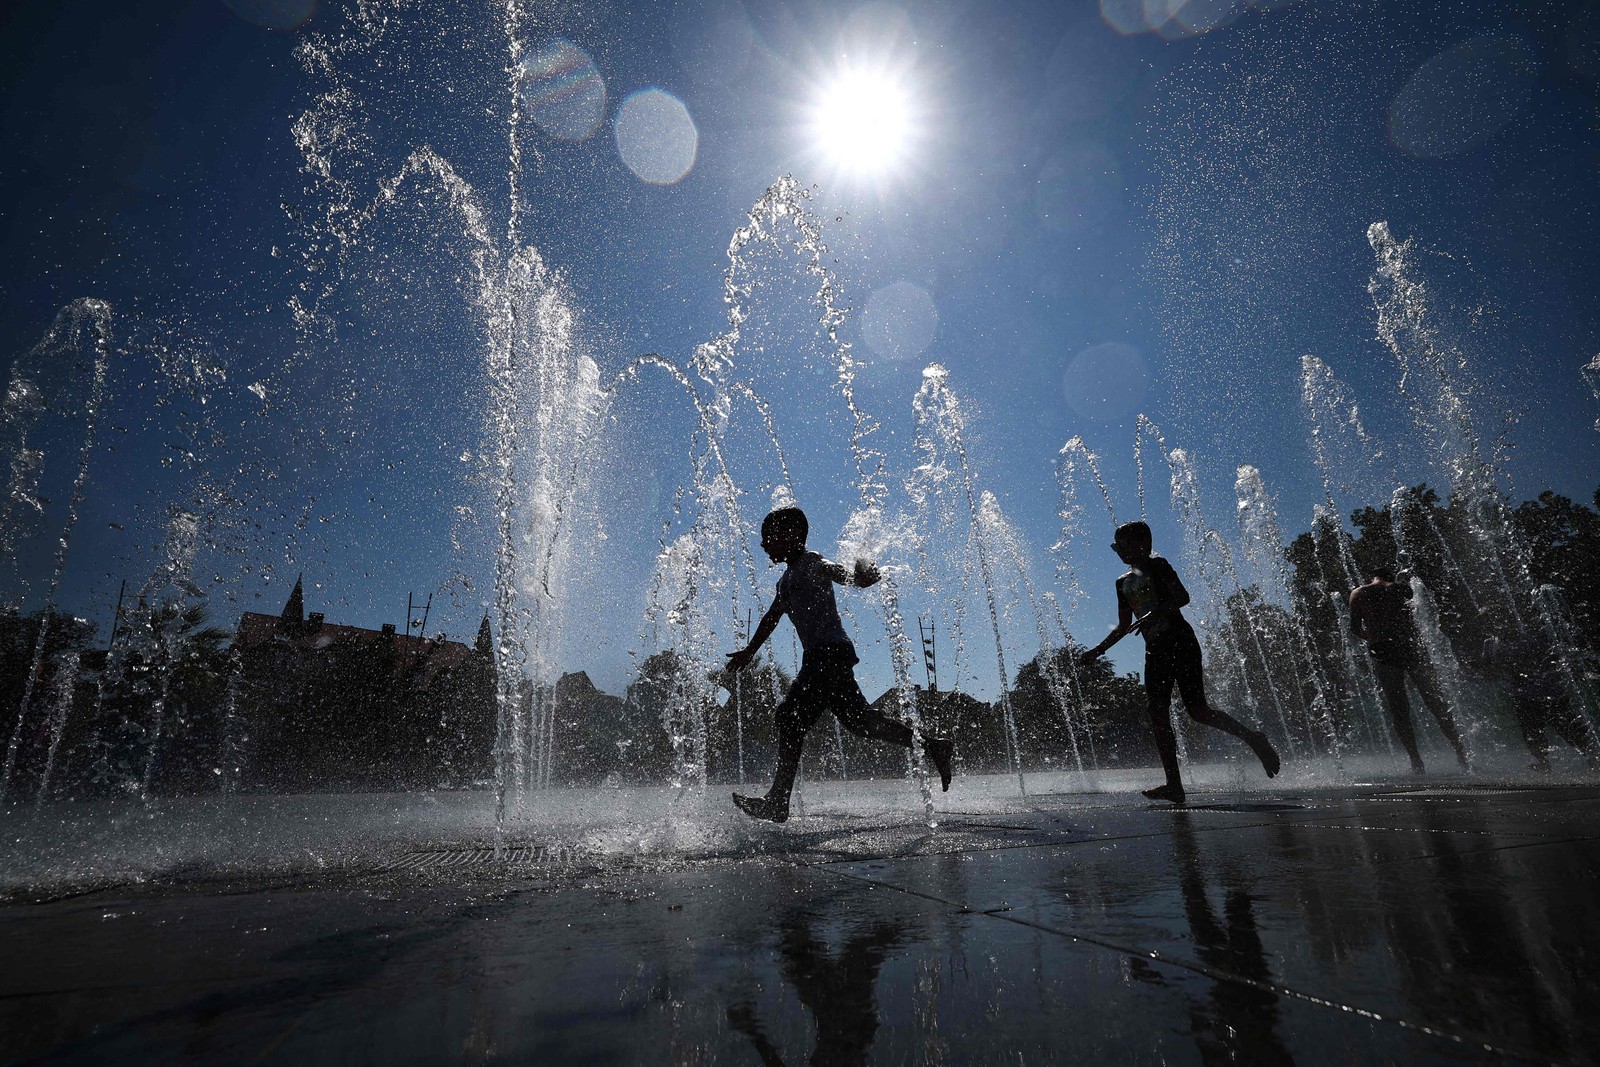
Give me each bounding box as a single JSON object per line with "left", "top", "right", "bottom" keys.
{"left": 808, "top": 63, "right": 916, "bottom": 179}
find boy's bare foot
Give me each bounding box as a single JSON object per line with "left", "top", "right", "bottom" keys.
{"left": 924, "top": 736, "right": 953, "bottom": 792}
{"left": 732, "top": 793, "right": 789, "bottom": 823}
{"left": 1248, "top": 730, "right": 1281, "bottom": 778}
{"left": 1142, "top": 783, "right": 1186, "bottom": 804}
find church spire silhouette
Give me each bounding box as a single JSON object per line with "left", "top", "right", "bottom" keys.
{"left": 281, "top": 574, "right": 305, "bottom": 626}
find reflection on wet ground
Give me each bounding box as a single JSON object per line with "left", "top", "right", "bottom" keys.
{"left": 3, "top": 781, "right": 1597, "bottom": 1063}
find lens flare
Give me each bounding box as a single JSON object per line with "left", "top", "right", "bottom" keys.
{"left": 615, "top": 88, "right": 699, "bottom": 185}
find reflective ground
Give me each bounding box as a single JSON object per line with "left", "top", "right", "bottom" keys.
{"left": 4, "top": 779, "right": 1597, "bottom": 1064}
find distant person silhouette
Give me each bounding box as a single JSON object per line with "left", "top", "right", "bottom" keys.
{"left": 723, "top": 506, "right": 953, "bottom": 822}
{"left": 1079, "top": 521, "right": 1279, "bottom": 804}
{"left": 1348, "top": 568, "right": 1469, "bottom": 773}
{"left": 1477, "top": 607, "right": 1599, "bottom": 774}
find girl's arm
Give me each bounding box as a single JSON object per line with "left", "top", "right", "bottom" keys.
{"left": 1081, "top": 585, "right": 1135, "bottom": 661}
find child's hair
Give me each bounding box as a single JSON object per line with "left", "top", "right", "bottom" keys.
{"left": 1372, "top": 566, "right": 1396, "bottom": 583}
{"left": 762, "top": 506, "right": 808, "bottom": 542}
{"left": 1112, "top": 520, "right": 1152, "bottom": 549}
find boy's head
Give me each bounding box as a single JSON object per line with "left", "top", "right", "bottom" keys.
{"left": 761, "top": 507, "right": 808, "bottom": 563}
{"left": 1371, "top": 566, "right": 1396, "bottom": 584}
{"left": 1111, "top": 521, "right": 1152, "bottom": 564}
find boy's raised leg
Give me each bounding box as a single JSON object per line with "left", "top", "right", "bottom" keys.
{"left": 923, "top": 735, "right": 953, "bottom": 792}
{"left": 734, "top": 692, "right": 807, "bottom": 823}
{"left": 833, "top": 674, "right": 955, "bottom": 792}
{"left": 1188, "top": 701, "right": 1281, "bottom": 778}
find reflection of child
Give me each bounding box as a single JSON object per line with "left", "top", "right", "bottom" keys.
{"left": 723, "top": 506, "right": 953, "bottom": 823}
{"left": 1479, "top": 611, "right": 1600, "bottom": 773}
{"left": 1079, "top": 521, "right": 1279, "bottom": 804}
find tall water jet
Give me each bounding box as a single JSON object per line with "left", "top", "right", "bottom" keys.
{"left": 286, "top": 4, "right": 617, "bottom": 821}
{"left": 1, "top": 299, "right": 113, "bottom": 803}
{"left": 1133, "top": 414, "right": 1169, "bottom": 523}
{"left": 714, "top": 177, "right": 935, "bottom": 822}
{"left": 0, "top": 394, "right": 47, "bottom": 606}
{"left": 136, "top": 509, "right": 205, "bottom": 802}
{"left": 979, "top": 491, "right": 1091, "bottom": 774}
{"left": 1042, "top": 590, "right": 1100, "bottom": 767}
{"left": 1585, "top": 354, "right": 1600, "bottom": 434}
{"left": 31, "top": 651, "right": 81, "bottom": 808}
{"left": 1055, "top": 436, "right": 1120, "bottom": 556}
{"left": 910, "top": 365, "right": 1025, "bottom": 794}
{"left": 642, "top": 532, "right": 718, "bottom": 788}
{"left": 1235, "top": 465, "right": 1340, "bottom": 758}
{"left": 1145, "top": 431, "right": 1290, "bottom": 767}
{"left": 1168, "top": 445, "right": 1302, "bottom": 762}
{"left": 1368, "top": 222, "right": 1597, "bottom": 734}
{"left": 1049, "top": 437, "right": 1122, "bottom": 770}
{"left": 1298, "top": 355, "right": 1394, "bottom": 745}
{"left": 216, "top": 643, "right": 248, "bottom": 795}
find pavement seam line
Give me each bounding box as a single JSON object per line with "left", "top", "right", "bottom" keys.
{"left": 811, "top": 861, "right": 1534, "bottom": 1061}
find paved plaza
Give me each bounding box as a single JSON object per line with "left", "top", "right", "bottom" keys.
{"left": 3, "top": 779, "right": 1598, "bottom": 1064}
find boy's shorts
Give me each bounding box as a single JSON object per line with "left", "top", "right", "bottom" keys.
{"left": 778, "top": 642, "right": 871, "bottom": 733}
{"left": 1145, "top": 625, "right": 1206, "bottom": 710}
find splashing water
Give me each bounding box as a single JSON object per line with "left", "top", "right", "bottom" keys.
{"left": 1585, "top": 354, "right": 1600, "bottom": 434}
{"left": 979, "top": 491, "right": 1093, "bottom": 776}
{"left": 1053, "top": 436, "right": 1117, "bottom": 616}
{"left": 1368, "top": 222, "right": 1597, "bottom": 736}
{"left": 1133, "top": 414, "right": 1170, "bottom": 523}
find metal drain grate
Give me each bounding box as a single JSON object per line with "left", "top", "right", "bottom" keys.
{"left": 1375, "top": 788, "right": 1533, "bottom": 798}
{"left": 383, "top": 846, "right": 548, "bottom": 872}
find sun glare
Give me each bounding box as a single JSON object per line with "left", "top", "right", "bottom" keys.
{"left": 808, "top": 63, "right": 917, "bottom": 179}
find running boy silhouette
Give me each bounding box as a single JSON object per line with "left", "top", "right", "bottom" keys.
{"left": 724, "top": 506, "right": 954, "bottom": 822}
{"left": 1079, "top": 521, "right": 1280, "bottom": 804}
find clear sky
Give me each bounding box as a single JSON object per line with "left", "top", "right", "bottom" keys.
{"left": 3, "top": 0, "right": 1598, "bottom": 699}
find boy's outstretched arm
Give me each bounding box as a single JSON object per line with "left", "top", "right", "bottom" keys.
{"left": 1079, "top": 587, "right": 1135, "bottom": 664}
{"left": 820, "top": 557, "right": 881, "bottom": 588}
{"left": 726, "top": 601, "right": 784, "bottom": 672}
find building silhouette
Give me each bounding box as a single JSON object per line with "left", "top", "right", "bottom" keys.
{"left": 233, "top": 579, "right": 495, "bottom": 791}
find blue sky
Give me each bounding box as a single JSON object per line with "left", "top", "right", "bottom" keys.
{"left": 3, "top": 0, "right": 1598, "bottom": 698}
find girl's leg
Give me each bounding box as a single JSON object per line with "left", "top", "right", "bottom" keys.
{"left": 1175, "top": 641, "right": 1280, "bottom": 777}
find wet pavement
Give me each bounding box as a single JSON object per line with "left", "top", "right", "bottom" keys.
{"left": 3, "top": 780, "right": 1598, "bottom": 1064}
